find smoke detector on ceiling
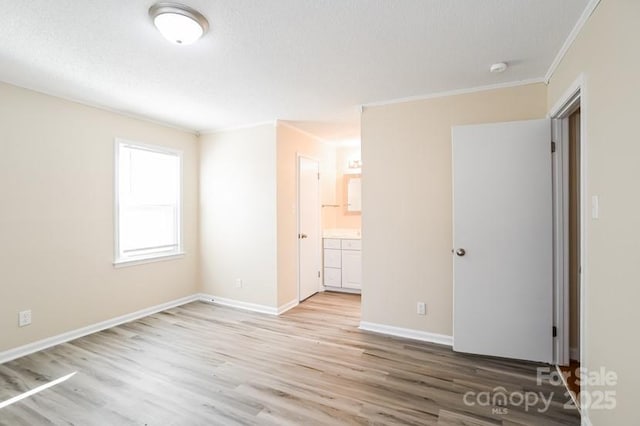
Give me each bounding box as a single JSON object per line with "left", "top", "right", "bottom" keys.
{"left": 490, "top": 62, "right": 508, "bottom": 73}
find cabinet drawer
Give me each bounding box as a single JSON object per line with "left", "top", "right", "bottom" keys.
{"left": 323, "top": 249, "right": 341, "bottom": 268}
{"left": 341, "top": 239, "right": 361, "bottom": 250}
{"left": 323, "top": 238, "right": 341, "bottom": 249}
{"left": 323, "top": 268, "right": 341, "bottom": 286}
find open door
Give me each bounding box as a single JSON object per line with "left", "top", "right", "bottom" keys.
{"left": 298, "top": 156, "right": 321, "bottom": 301}
{"left": 452, "top": 119, "right": 553, "bottom": 363}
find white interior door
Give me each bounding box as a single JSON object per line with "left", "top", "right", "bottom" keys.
{"left": 452, "top": 119, "right": 553, "bottom": 363}
{"left": 298, "top": 156, "right": 320, "bottom": 301}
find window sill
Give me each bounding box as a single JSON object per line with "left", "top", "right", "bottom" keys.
{"left": 113, "top": 252, "right": 185, "bottom": 268}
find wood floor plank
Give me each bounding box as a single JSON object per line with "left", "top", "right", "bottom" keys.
{"left": 0, "top": 292, "right": 579, "bottom": 425}
{"left": 436, "top": 409, "right": 499, "bottom": 426}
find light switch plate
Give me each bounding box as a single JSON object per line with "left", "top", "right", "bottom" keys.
{"left": 417, "top": 302, "right": 426, "bottom": 315}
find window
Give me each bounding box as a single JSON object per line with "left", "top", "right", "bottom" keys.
{"left": 115, "top": 139, "right": 183, "bottom": 265}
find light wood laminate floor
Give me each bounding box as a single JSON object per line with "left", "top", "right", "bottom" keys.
{"left": 0, "top": 292, "right": 579, "bottom": 425}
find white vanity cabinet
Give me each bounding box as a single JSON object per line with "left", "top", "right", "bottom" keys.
{"left": 341, "top": 249, "right": 362, "bottom": 289}
{"left": 323, "top": 238, "right": 361, "bottom": 291}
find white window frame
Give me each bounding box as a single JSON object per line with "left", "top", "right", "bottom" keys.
{"left": 114, "top": 138, "right": 184, "bottom": 267}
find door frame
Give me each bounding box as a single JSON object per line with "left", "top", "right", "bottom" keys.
{"left": 296, "top": 153, "right": 322, "bottom": 302}
{"left": 549, "top": 74, "right": 587, "bottom": 375}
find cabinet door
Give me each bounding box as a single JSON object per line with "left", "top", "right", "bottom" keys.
{"left": 323, "top": 268, "right": 341, "bottom": 287}
{"left": 324, "top": 249, "right": 341, "bottom": 268}
{"left": 341, "top": 250, "right": 361, "bottom": 289}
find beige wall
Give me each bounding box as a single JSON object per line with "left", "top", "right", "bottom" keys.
{"left": 199, "top": 122, "right": 337, "bottom": 309}
{"left": 275, "top": 123, "right": 336, "bottom": 306}
{"left": 4, "top": 4, "right": 637, "bottom": 421}
{"left": 361, "top": 83, "right": 547, "bottom": 335}
{"left": 335, "top": 146, "right": 362, "bottom": 229}
{"left": 0, "top": 82, "right": 200, "bottom": 352}
{"left": 320, "top": 166, "right": 339, "bottom": 230}
{"left": 547, "top": 1, "right": 640, "bottom": 423}
{"left": 199, "top": 124, "right": 278, "bottom": 308}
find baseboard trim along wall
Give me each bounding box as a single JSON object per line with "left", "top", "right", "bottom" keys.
{"left": 198, "top": 293, "right": 281, "bottom": 315}
{"left": 199, "top": 294, "right": 299, "bottom": 315}
{"left": 359, "top": 321, "right": 453, "bottom": 346}
{"left": 1, "top": 294, "right": 302, "bottom": 364}
{"left": 322, "top": 286, "right": 361, "bottom": 295}
{"left": 0, "top": 294, "right": 201, "bottom": 364}
{"left": 277, "top": 299, "right": 299, "bottom": 314}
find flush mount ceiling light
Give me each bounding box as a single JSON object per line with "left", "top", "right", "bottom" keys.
{"left": 490, "top": 62, "right": 508, "bottom": 73}
{"left": 149, "top": 3, "right": 209, "bottom": 45}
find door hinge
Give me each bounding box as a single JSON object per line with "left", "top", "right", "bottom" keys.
{"left": 551, "top": 141, "right": 556, "bottom": 153}
{"left": 318, "top": 271, "right": 321, "bottom": 278}
{"left": 317, "top": 172, "right": 320, "bottom": 180}
{"left": 552, "top": 326, "right": 557, "bottom": 338}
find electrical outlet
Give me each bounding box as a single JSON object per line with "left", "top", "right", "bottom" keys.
{"left": 417, "top": 302, "right": 426, "bottom": 316}
{"left": 19, "top": 310, "right": 32, "bottom": 327}
{"left": 235, "top": 279, "right": 243, "bottom": 289}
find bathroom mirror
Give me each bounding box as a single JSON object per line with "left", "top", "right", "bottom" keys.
{"left": 344, "top": 174, "right": 361, "bottom": 214}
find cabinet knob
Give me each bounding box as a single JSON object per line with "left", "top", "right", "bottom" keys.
{"left": 456, "top": 248, "right": 466, "bottom": 257}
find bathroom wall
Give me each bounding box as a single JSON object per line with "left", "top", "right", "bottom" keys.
{"left": 275, "top": 122, "right": 336, "bottom": 306}
{"left": 335, "top": 146, "right": 362, "bottom": 229}
{"left": 199, "top": 121, "right": 339, "bottom": 310}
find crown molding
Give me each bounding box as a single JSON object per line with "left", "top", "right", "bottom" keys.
{"left": 544, "top": 0, "right": 602, "bottom": 83}
{"left": 361, "top": 78, "right": 546, "bottom": 109}
{"left": 198, "top": 120, "right": 276, "bottom": 136}
{"left": 276, "top": 120, "right": 327, "bottom": 143}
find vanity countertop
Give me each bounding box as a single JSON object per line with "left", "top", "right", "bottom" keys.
{"left": 323, "top": 228, "right": 361, "bottom": 239}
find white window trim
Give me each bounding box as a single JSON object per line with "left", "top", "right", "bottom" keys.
{"left": 113, "top": 252, "right": 185, "bottom": 268}
{"left": 113, "top": 138, "right": 185, "bottom": 267}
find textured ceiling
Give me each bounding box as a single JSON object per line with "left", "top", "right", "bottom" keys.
{"left": 0, "top": 0, "right": 588, "bottom": 139}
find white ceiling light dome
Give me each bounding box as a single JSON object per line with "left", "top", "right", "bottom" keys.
{"left": 149, "top": 3, "right": 209, "bottom": 45}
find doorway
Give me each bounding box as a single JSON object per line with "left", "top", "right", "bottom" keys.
{"left": 297, "top": 155, "right": 321, "bottom": 301}
{"left": 550, "top": 78, "right": 585, "bottom": 411}
{"left": 564, "top": 108, "right": 581, "bottom": 395}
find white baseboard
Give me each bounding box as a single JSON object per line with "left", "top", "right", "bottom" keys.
{"left": 198, "top": 294, "right": 300, "bottom": 316}
{"left": 1, "top": 293, "right": 304, "bottom": 364}
{"left": 359, "top": 321, "right": 453, "bottom": 346}
{"left": 0, "top": 294, "right": 201, "bottom": 365}
{"left": 323, "top": 286, "right": 361, "bottom": 294}
{"left": 570, "top": 346, "right": 580, "bottom": 361}
{"left": 198, "top": 293, "right": 279, "bottom": 315}
{"left": 277, "top": 299, "right": 299, "bottom": 314}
